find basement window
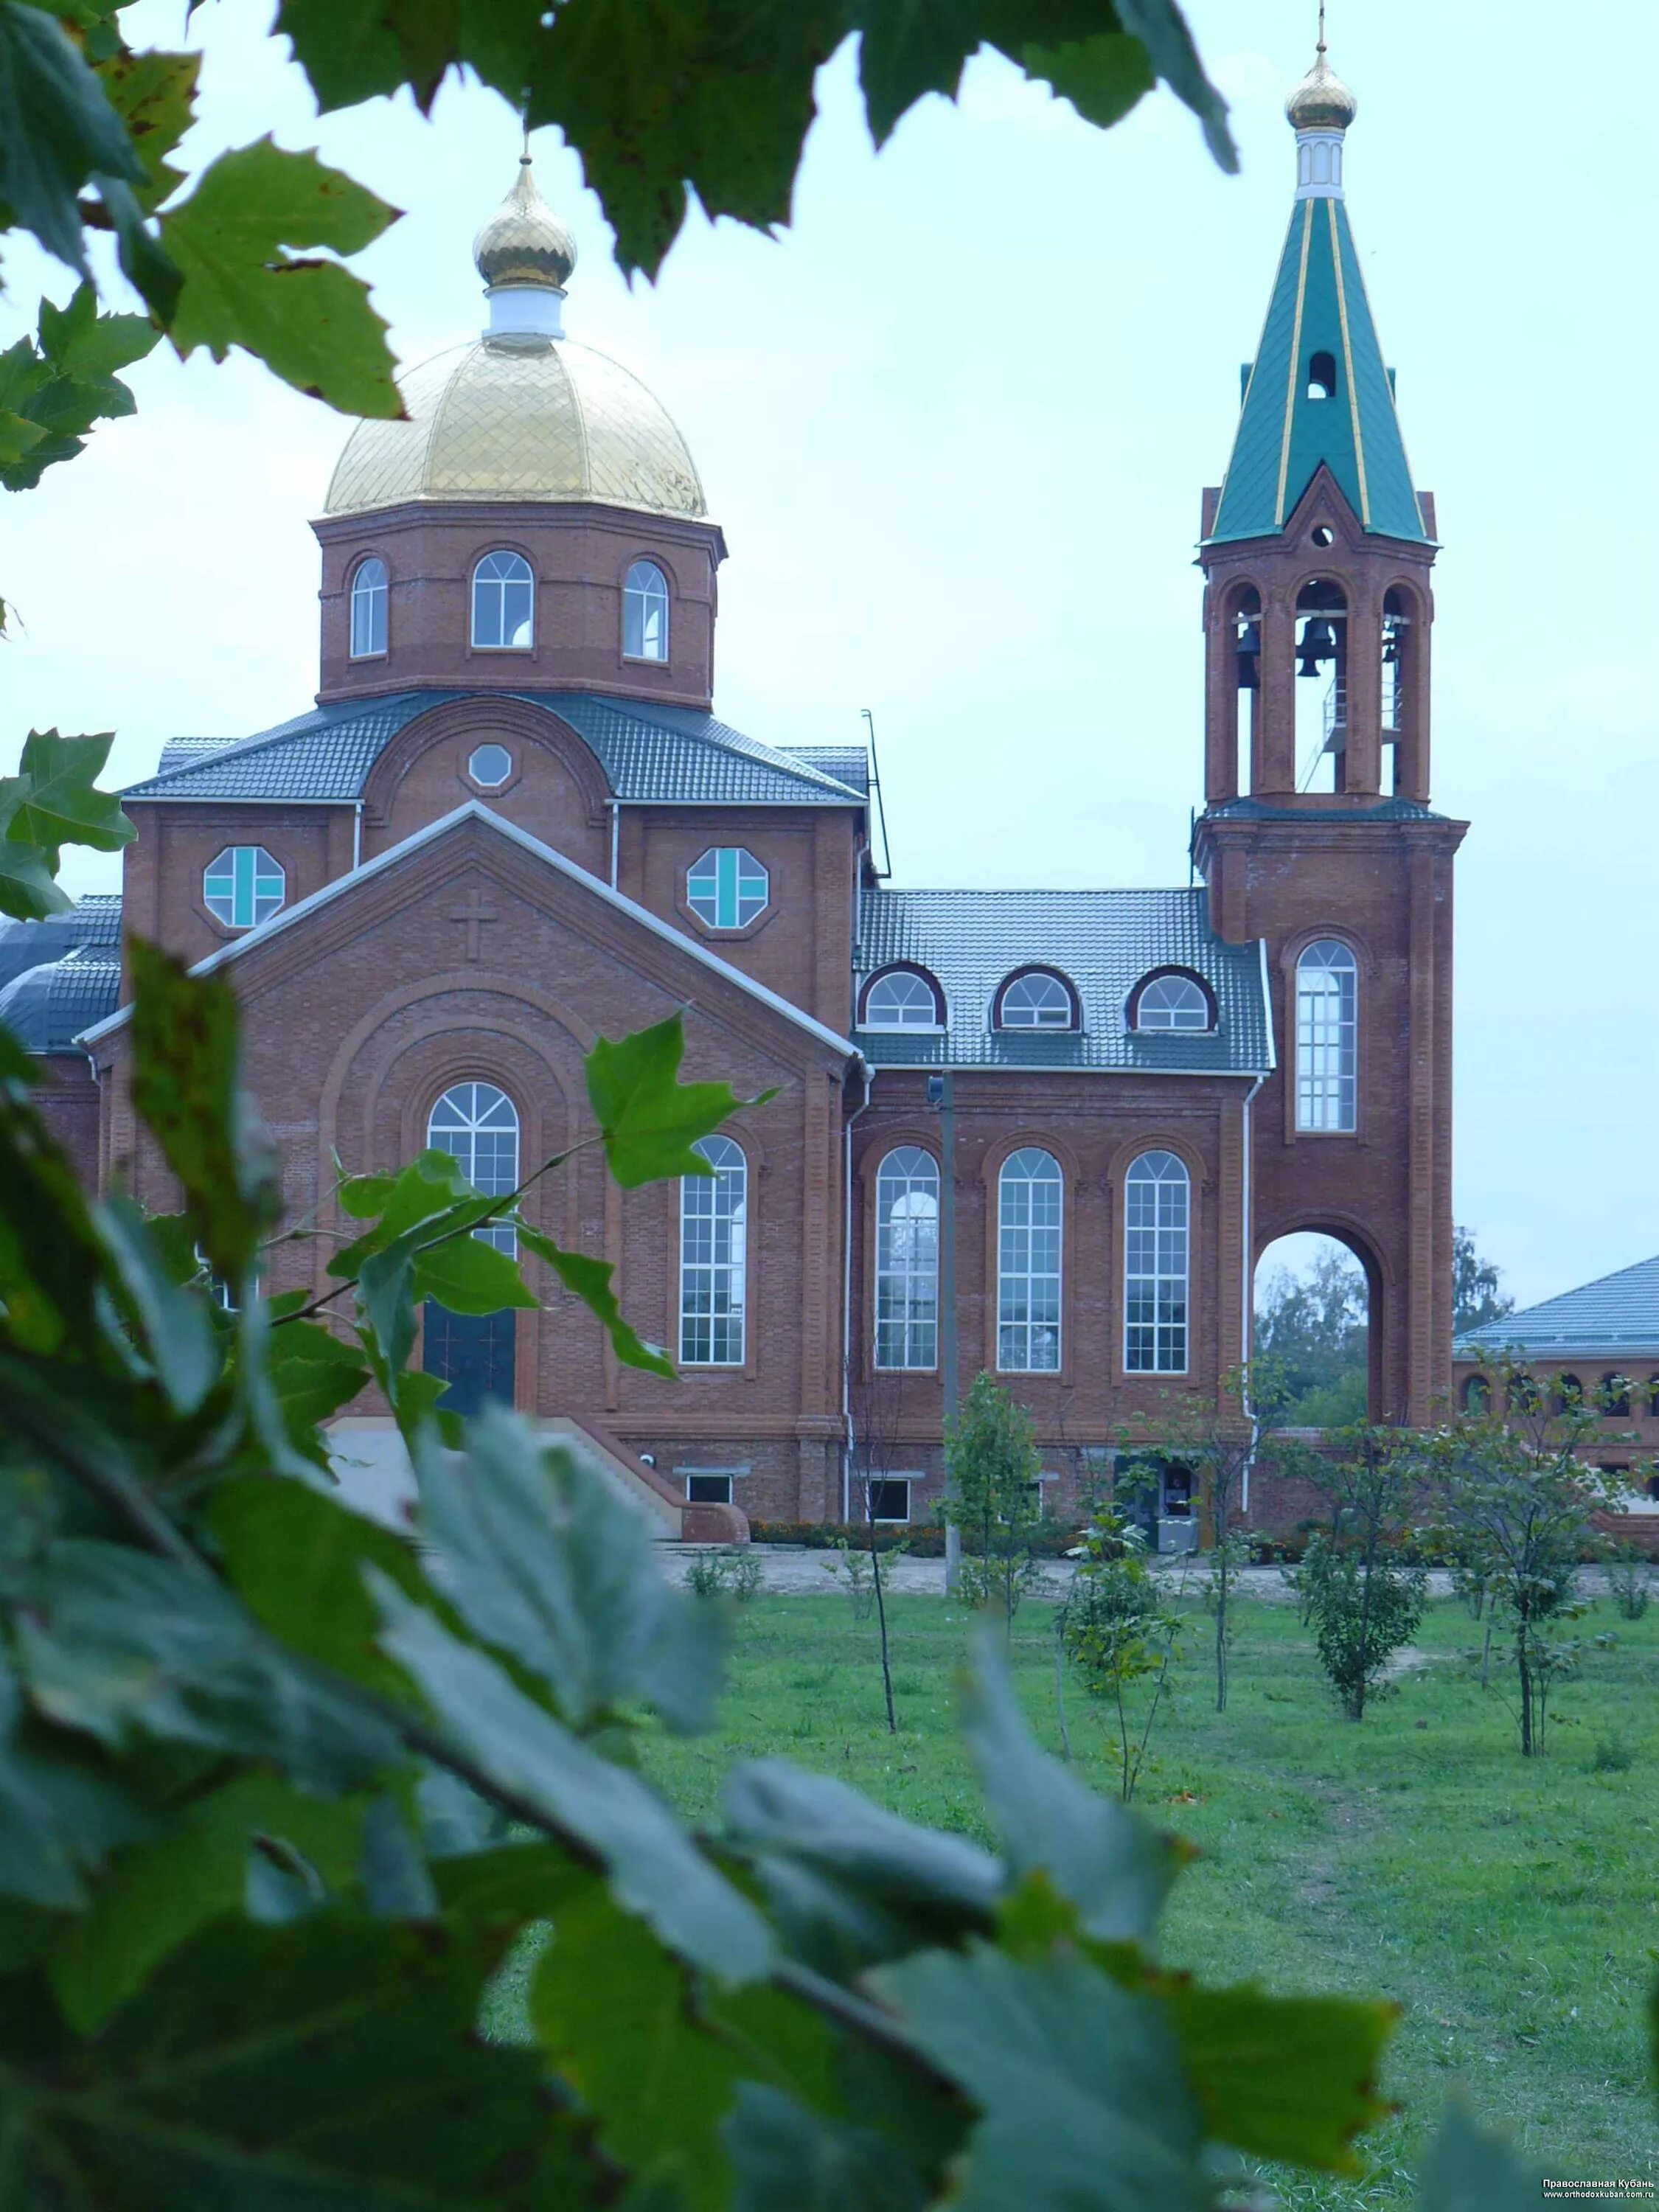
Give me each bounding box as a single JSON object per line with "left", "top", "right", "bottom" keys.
{"left": 1307, "top": 350, "right": 1337, "bottom": 400}
{"left": 684, "top": 1470, "right": 735, "bottom": 1506}
{"left": 867, "top": 1478, "right": 912, "bottom": 1524}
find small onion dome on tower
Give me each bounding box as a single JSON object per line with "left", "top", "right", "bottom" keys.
{"left": 321, "top": 153, "right": 706, "bottom": 522}
{"left": 473, "top": 153, "right": 577, "bottom": 293}
{"left": 1285, "top": 41, "right": 1357, "bottom": 133}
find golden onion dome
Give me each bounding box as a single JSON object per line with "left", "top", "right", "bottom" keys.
{"left": 1285, "top": 44, "right": 1357, "bottom": 132}
{"left": 473, "top": 154, "right": 576, "bottom": 292}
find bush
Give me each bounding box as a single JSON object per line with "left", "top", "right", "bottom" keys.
{"left": 1305, "top": 1545, "right": 1427, "bottom": 1722}
{"left": 1605, "top": 1543, "right": 1652, "bottom": 1621}
{"left": 748, "top": 1519, "right": 1079, "bottom": 1559}
{"left": 684, "top": 1548, "right": 762, "bottom": 1601}
{"left": 1590, "top": 1731, "right": 1636, "bottom": 1774}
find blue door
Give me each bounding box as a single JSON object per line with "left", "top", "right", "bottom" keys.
{"left": 422, "top": 1302, "right": 515, "bottom": 1416}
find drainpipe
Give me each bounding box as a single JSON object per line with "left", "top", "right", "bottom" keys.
{"left": 608, "top": 800, "right": 620, "bottom": 890}
{"left": 841, "top": 1062, "right": 872, "bottom": 1521}
{"left": 1239, "top": 1071, "right": 1266, "bottom": 1514}
{"left": 352, "top": 800, "right": 363, "bottom": 871}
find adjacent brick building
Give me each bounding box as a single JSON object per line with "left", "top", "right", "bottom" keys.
{"left": 0, "top": 45, "right": 1466, "bottom": 1537}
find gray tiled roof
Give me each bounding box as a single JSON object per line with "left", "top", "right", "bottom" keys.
{"left": 122, "top": 692, "right": 866, "bottom": 810}
{"left": 1455, "top": 1255, "right": 1659, "bottom": 1360}
{"left": 0, "top": 894, "right": 122, "bottom": 1052}
{"left": 0, "top": 894, "right": 120, "bottom": 991}
{"left": 854, "top": 886, "right": 1272, "bottom": 1074}
{"left": 779, "top": 745, "right": 870, "bottom": 797}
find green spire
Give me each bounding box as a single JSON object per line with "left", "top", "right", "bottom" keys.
{"left": 1206, "top": 52, "right": 1429, "bottom": 546}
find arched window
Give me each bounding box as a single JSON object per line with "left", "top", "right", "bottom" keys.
{"left": 861, "top": 968, "right": 943, "bottom": 1029}
{"left": 1295, "top": 940, "right": 1357, "bottom": 1132}
{"left": 1553, "top": 1373, "right": 1583, "bottom": 1414}
{"left": 427, "top": 1082, "right": 519, "bottom": 1253}
{"left": 471, "top": 550, "right": 534, "bottom": 649}
{"left": 1307, "top": 349, "right": 1337, "bottom": 400}
{"left": 1132, "top": 972, "right": 1214, "bottom": 1033}
{"left": 1508, "top": 1373, "right": 1540, "bottom": 1415}
{"left": 681, "top": 1135, "right": 746, "bottom": 1366}
{"left": 686, "top": 847, "right": 768, "bottom": 929}
{"left": 1646, "top": 1376, "right": 1659, "bottom": 1419}
{"left": 997, "top": 1148, "right": 1062, "bottom": 1372}
{"left": 1601, "top": 1372, "right": 1632, "bottom": 1418}
{"left": 204, "top": 845, "right": 285, "bottom": 930}
{"left": 623, "top": 560, "right": 669, "bottom": 661}
{"left": 995, "top": 970, "right": 1077, "bottom": 1032}
{"left": 1124, "top": 1151, "right": 1189, "bottom": 1374}
{"left": 349, "top": 557, "right": 387, "bottom": 658}
{"left": 1461, "top": 1374, "right": 1491, "bottom": 1415}
{"left": 874, "top": 1147, "right": 939, "bottom": 1371}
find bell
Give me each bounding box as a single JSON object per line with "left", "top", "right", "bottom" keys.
{"left": 1235, "top": 621, "right": 1260, "bottom": 689}
{"left": 1297, "top": 616, "right": 1335, "bottom": 676}
{"left": 1382, "top": 632, "right": 1399, "bottom": 664}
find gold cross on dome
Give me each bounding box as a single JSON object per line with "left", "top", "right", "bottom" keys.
{"left": 448, "top": 886, "right": 500, "bottom": 961}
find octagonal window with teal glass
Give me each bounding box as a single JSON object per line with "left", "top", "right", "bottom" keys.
{"left": 686, "top": 846, "right": 768, "bottom": 929}
{"left": 204, "top": 845, "right": 285, "bottom": 930}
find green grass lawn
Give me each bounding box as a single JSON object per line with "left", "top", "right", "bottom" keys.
{"left": 639, "top": 1584, "right": 1659, "bottom": 2205}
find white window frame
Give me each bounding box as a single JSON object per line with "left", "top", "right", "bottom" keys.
{"left": 862, "top": 1475, "right": 914, "bottom": 1525}
{"left": 686, "top": 847, "right": 769, "bottom": 930}
{"left": 1133, "top": 973, "right": 1212, "bottom": 1033}
{"left": 471, "top": 549, "right": 535, "bottom": 650}
{"left": 623, "top": 560, "right": 669, "bottom": 661}
{"left": 204, "top": 844, "right": 285, "bottom": 930}
{"left": 680, "top": 1135, "right": 746, "bottom": 1366}
{"left": 349, "top": 557, "right": 387, "bottom": 658}
{"left": 1295, "top": 939, "right": 1358, "bottom": 1132}
{"left": 997, "top": 1147, "right": 1062, "bottom": 1373}
{"left": 874, "top": 1147, "right": 939, "bottom": 1371}
{"left": 683, "top": 1470, "right": 736, "bottom": 1506}
{"left": 1124, "top": 1150, "right": 1189, "bottom": 1374}
{"left": 862, "top": 969, "right": 942, "bottom": 1030}
{"left": 996, "top": 970, "right": 1075, "bottom": 1031}
{"left": 427, "top": 1082, "right": 520, "bottom": 1255}
{"left": 467, "top": 742, "right": 512, "bottom": 788}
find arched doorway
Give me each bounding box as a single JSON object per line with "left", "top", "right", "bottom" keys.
{"left": 1253, "top": 1229, "right": 1375, "bottom": 1426}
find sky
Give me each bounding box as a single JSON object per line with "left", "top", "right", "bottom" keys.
{"left": 2, "top": 0, "right": 1656, "bottom": 1312}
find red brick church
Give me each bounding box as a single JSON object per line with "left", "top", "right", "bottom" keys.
{"left": 1, "top": 42, "right": 1464, "bottom": 1534}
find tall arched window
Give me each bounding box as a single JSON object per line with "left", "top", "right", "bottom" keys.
{"left": 1295, "top": 940, "right": 1357, "bottom": 1132}
{"left": 472, "top": 550, "right": 534, "bottom": 649}
{"left": 1461, "top": 1374, "right": 1492, "bottom": 1415}
{"left": 427, "top": 1082, "right": 519, "bottom": 1252}
{"left": 349, "top": 557, "right": 387, "bottom": 658}
{"left": 681, "top": 1135, "right": 746, "bottom": 1366}
{"left": 874, "top": 1147, "right": 938, "bottom": 1370}
{"left": 1124, "top": 1151, "right": 1189, "bottom": 1373}
{"left": 997, "top": 1148, "right": 1062, "bottom": 1372}
{"left": 624, "top": 560, "right": 669, "bottom": 661}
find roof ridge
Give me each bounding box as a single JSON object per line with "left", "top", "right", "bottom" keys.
{"left": 549, "top": 693, "right": 863, "bottom": 800}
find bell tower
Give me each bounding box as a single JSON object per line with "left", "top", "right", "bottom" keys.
{"left": 1192, "top": 31, "right": 1467, "bottom": 1425}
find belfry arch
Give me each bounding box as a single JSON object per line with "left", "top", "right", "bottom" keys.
{"left": 1253, "top": 1223, "right": 1388, "bottom": 1427}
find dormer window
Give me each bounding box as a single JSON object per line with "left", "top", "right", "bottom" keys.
{"left": 624, "top": 560, "right": 669, "bottom": 662}
{"left": 994, "top": 969, "right": 1077, "bottom": 1032}
{"left": 472, "top": 551, "right": 534, "bottom": 650}
{"left": 861, "top": 967, "right": 945, "bottom": 1029}
{"left": 349, "top": 557, "right": 387, "bottom": 658}
{"left": 1130, "top": 971, "right": 1215, "bottom": 1033}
